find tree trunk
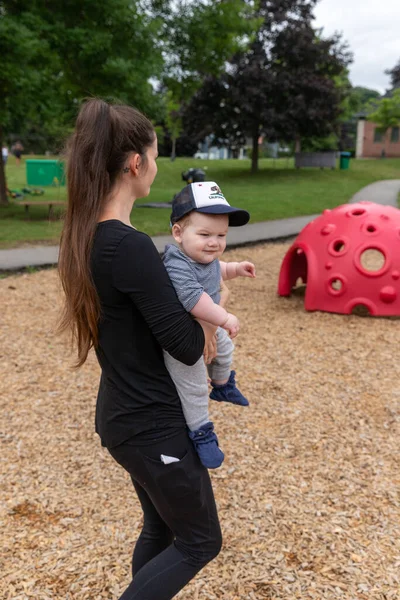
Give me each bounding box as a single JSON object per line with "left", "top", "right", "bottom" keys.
{"left": 170, "top": 136, "right": 176, "bottom": 162}
{"left": 381, "top": 131, "right": 387, "bottom": 158}
{"left": 0, "top": 126, "right": 9, "bottom": 206}
{"left": 295, "top": 135, "right": 301, "bottom": 153}
{"left": 251, "top": 132, "right": 259, "bottom": 173}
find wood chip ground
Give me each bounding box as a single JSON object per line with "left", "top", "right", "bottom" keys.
{"left": 1, "top": 242, "right": 399, "bottom": 600}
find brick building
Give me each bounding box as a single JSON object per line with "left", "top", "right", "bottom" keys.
{"left": 356, "top": 118, "right": 400, "bottom": 158}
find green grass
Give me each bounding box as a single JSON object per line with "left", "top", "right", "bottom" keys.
{"left": 1, "top": 154, "right": 399, "bottom": 247}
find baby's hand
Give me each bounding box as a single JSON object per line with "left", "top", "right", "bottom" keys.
{"left": 237, "top": 261, "right": 256, "bottom": 278}
{"left": 223, "top": 313, "right": 240, "bottom": 338}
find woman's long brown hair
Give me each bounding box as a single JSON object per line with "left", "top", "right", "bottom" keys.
{"left": 58, "top": 99, "right": 155, "bottom": 367}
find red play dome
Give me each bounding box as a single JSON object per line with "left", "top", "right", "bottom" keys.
{"left": 278, "top": 202, "right": 400, "bottom": 316}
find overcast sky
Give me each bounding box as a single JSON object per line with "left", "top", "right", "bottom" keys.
{"left": 313, "top": 0, "right": 400, "bottom": 93}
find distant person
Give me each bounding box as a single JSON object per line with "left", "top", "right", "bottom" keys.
{"left": 2, "top": 144, "right": 8, "bottom": 166}
{"left": 12, "top": 141, "right": 24, "bottom": 166}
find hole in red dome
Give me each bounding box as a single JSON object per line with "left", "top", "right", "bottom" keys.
{"left": 333, "top": 240, "right": 345, "bottom": 253}
{"left": 331, "top": 279, "right": 342, "bottom": 291}
{"left": 360, "top": 249, "right": 385, "bottom": 272}
{"left": 293, "top": 277, "right": 306, "bottom": 297}
{"left": 327, "top": 275, "right": 346, "bottom": 296}
{"left": 280, "top": 246, "right": 308, "bottom": 297}
{"left": 351, "top": 304, "right": 371, "bottom": 317}
{"left": 351, "top": 209, "right": 366, "bottom": 216}
{"left": 366, "top": 224, "right": 377, "bottom": 233}
{"left": 328, "top": 237, "right": 349, "bottom": 257}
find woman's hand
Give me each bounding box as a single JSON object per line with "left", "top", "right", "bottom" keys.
{"left": 203, "top": 334, "right": 218, "bottom": 364}
{"left": 219, "top": 279, "right": 231, "bottom": 309}
{"left": 196, "top": 319, "right": 218, "bottom": 363}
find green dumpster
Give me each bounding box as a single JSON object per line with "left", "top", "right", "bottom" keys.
{"left": 26, "top": 159, "right": 65, "bottom": 186}
{"left": 339, "top": 151, "right": 351, "bottom": 170}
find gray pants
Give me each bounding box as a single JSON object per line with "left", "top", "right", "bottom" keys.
{"left": 164, "top": 328, "right": 234, "bottom": 431}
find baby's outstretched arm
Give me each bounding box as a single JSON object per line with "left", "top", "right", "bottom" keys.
{"left": 220, "top": 261, "right": 256, "bottom": 280}
{"left": 191, "top": 292, "right": 239, "bottom": 338}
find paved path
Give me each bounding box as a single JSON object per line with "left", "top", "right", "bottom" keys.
{"left": 0, "top": 215, "right": 320, "bottom": 271}
{"left": 1, "top": 179, "right": 400, "bottom": 271}
{"left": 349, "top": 179, "right": 400, "bottom": 205}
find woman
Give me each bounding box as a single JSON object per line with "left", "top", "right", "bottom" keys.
{"left": 58, "top": 99, "right": 222, "bottom": 599}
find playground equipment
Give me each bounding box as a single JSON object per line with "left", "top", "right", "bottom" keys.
{"left": 182, "top": 168, "right": 206, "bottom": 184}
{"left": 278, "top": 201, "right": 400, "bottom": 316}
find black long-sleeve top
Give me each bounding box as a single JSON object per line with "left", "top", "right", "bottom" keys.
{"left": 91, "top": 220, "right": 205, "bottom": 448}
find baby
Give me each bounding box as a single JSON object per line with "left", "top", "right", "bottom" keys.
{"left": 163, "top": 181, "right": 256, "bottom": 468}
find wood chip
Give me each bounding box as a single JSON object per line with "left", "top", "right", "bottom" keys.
{"left": 1, "top": 242, "right": 399, "bottom": 599}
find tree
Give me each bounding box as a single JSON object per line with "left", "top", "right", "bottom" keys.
{"left": 0, "top": 6, "right": 53, "bottom": 205}
{"left": 347, "top": 86, "right": 381, "bottom": 113}
{"left": 337, "top": 84, "right": 381, "bottom": 152}
{"left": 0, "top": 0, "right": 164, "bottom": 205}
{"left": 161, "top": 0, "right": 259, "bottom": 102}
{"left": 183, "top": 0, "right": 351, "bottom": 172}
{"left": 386, "top": 59, "right": 400, "bottom": 91}
{"left": 182, "top": 75, "right": 245, "bottom": 156}
{"left": 271, "top": 24, "right": 352, "bottom": 152}
{"left": 157, "top": 0, "right": 259, "bottom": 161}
{"left": 165, "top": 91, "right": 183, "bottom": 161}
{"left": 368, "top": 89, "right": 400, "bottom": 157}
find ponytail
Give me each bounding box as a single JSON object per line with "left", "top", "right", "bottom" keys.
{"left": 58, "top": 98, "right": 155, "bottom": 367}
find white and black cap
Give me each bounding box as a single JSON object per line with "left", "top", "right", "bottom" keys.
{"left": 170, "top": 181, "right": 250, "bottom": 227}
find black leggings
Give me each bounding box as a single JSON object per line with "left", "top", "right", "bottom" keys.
{"left": 108, "top": 429, "right": 222, "bottom": 599}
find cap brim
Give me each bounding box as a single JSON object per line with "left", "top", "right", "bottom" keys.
{"left": 196, "top": 205, "right": 250, "bottom": 227}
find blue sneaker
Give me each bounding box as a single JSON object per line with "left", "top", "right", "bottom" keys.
{"left": 210, "top": 370, "right": 249, "bottom": 406}
{"left": 188, "top": 422, "right": 224, "bottom": 469}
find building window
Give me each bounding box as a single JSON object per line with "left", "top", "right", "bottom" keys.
{"left": 391, "top": 126, "right": 399, "bottom": 143}
{"left": 374, "top": 128, "right": 383, "bottom": 143}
